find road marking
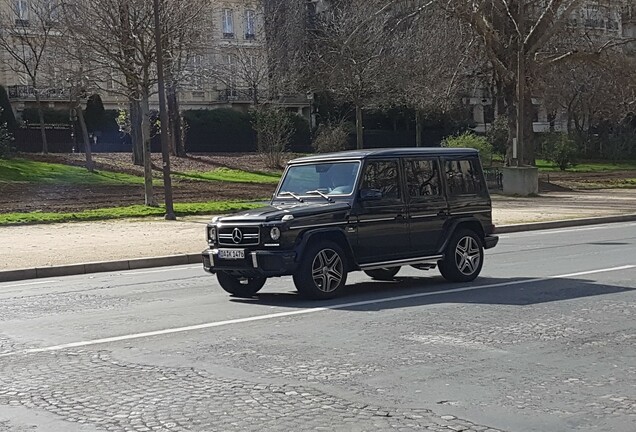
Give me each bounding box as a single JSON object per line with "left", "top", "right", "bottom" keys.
{"left": 499, "top": 222, "right": 636, "bottom": 238}
{"left": 1, "top": 264, "right": 634, "bottom": 359}
{"left": 120, "top": 266, "right": 200, "bottom": 276}
{"left": 0, "top": 280, "right": 58, "bottom": 288}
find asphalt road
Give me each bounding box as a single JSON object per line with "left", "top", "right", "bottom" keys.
{"left": 1, "top": 222, "right": 635, "bottom": 432}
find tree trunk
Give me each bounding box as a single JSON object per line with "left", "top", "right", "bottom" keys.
{"left": 141, "top": 92, "right": 157, "bottom": 207}
{"left": 415, "top": 109, "right": 423, "bottom": 147}
{"left": 129, "top": 100, "right": 144, "bottom": 166}
{"left": 34, "top": 90, "right": 48, "bottom": 154}
{"left": 167, "top": 85, "right": 184, "bottom": 157}
{"left": 77, "top": 104, "right": 94, "bottom": 172}
{"left": 355, "top": 104, "right": 363, "bottom": 150}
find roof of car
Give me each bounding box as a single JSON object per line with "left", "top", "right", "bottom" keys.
{"left": 290, "top": 147, "right": 479, "bottom": 164}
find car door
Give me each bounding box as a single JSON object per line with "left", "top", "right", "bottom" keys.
{"left": 404, "top": 157, "right": 449, "bottom": 256}
{"left": 352, "top": 158, "right": 408, "bottom": 264}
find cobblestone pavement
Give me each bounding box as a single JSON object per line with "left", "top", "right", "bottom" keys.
{"left": 0, "top": 349, "right": 502, "bottom": 432}
{"left": 1, "top": 223, "right": 635, "bottom": 431}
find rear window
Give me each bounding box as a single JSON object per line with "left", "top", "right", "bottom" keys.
{"left": 444, "top": 158, "right": 484, "bottom": 196}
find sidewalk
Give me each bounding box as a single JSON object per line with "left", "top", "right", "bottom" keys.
{"left": 1, "top": 189, "right": 635, "bottom": 279}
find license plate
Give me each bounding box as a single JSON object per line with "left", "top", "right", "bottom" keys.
{"left": 218, "top": 249, "right": 245, "bottom": 260}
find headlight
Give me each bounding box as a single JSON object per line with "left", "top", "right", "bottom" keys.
{"left": 270, "top": 227, "right": 281, "bottom": 241}
{"left": 208, "top": 226, "right": 216, "bottom": 242}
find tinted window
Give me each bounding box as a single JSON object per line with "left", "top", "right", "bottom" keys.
{"left": 445, "top": 158, "right": 484, "bottom": 196}
{"left": 405, "top": 159, "right": 441, "bottom": 199}
{"left": 360, "top": 160, "right": 401, "bottom": 201}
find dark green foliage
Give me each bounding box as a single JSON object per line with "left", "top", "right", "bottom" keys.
{"left": 542, "top": 133, "right": 577, "bottom": 171}
{"left": 183, "top": 109, "right": 255, "bottom": 152}
{"left": 486, "top": 116, "right": 509, "bottom": 158}
{"left": 0, "top": 86, "right": 17, "bottom": 132}
{"left": 287, "top": 112, "right": 311, "bottom": 151}
{"left": 0, "top": 114, "right": 15, "bottom": 158}
{"left": 84, "top": 94, "right": 107, "bottom": 133}
{"left": 22, "top": 108, "right": 71, "bottom": 125}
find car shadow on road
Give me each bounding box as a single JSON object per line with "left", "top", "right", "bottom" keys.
{"left": 230, "top": 274, "right": 635, "bottom": 311}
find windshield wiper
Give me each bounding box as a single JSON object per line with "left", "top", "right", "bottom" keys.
{"left": 279, "top": 191, "right": 304, "bottom": 203}
{"left": 306, "top": 190, "right": 334, "bottom": 203}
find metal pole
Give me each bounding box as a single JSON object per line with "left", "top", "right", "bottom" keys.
{"left": 153, "top": 0, "right": 176, "bottom": 220}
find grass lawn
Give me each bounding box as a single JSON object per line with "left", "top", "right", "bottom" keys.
{"left": 0, "top": 158, "right": 146, "bottom": 185}
{"left": 536, "top": 159, "right": 636, "bottom": 172}
{"left": 0, "top": 201, "right": 267, "bottom": 226}
{"left": 176, "top": 167, "right": 281, "bottom": 184}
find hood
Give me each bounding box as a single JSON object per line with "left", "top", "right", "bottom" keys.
{"left": 214, "top": 201, "right": 351, "bottom": 224}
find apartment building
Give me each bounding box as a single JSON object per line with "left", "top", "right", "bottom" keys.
{"left": 0, "top": 0, "right": 308, "bottom": 119}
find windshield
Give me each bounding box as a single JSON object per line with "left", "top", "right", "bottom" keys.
{"left": 277, "top": 162, "right": 360, "bottom": 197}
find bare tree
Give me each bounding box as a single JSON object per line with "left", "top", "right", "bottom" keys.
{"left": 61, "top": 0, "right": 158, "bottom": 206}
{"left": 383, "top": 5, "right": 482, "bottom": 147}
{"left": 160, "top": 0, "right": 210, "bottom": 157}
{"left": 0, "top": 0, "right": 59, "bottom": 153}
{"left": 309, "top": 0, "right": 390, "bottom": 149}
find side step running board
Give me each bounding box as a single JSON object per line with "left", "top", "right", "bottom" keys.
{"left": 359, "top": 255, "right": 443, "bottom": 271}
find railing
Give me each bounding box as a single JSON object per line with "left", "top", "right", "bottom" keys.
{"left": 217, "top": 88, "right": 256, "bottom": 102}
{"left": 7, "top": 85, "right": 70, "bottom": 100}
{"left": 483, "top": 167, "right": 503, "bottom": 191}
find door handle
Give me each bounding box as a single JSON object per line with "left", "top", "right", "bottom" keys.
{"left": 396, "top": 214, "right": 405, "bottom": 220}
{"left": 438, "top": 210, "right": 448, "bottom": 216}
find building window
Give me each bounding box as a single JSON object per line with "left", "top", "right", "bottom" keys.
{"left": 15, "top": 0, "right": 29, "bottom": 22}
{"left": 245, "top": 9, "right": 256, "bottom": 39}
{"left": 222, "top": 9, "right": 234, "bottom": 38}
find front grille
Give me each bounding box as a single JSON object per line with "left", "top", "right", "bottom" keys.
{"left": 218, "top": 226, "right": 260, "bottom": 246}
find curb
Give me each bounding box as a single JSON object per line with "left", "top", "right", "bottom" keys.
{"left": 2, "top": 214, "right": 636, "bottom": 284}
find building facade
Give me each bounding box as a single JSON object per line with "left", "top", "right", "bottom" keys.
{"left": 0, "top": 0, "right": 308, "bottom": 120}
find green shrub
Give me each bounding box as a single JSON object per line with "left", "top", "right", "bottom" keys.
{"left": 442, "top": 131, "right": 494, "bottom": 165}
{"left": 183, "top": 109, "right": 255, "bottom": 152}
{"left": 251, "top": 107, "right": 293, "bottom": 169}
{"left": 486, "top": 116, "right": 509, "bottom": 159}
{"left": 542, "top": 133, "right": 577, "bottom": 171}
{"left": 0, "top": 116, "right": 14, "bottom": 158}
{"left": 0, "top": 86, "right": 17, "bottom": 132}
{"left": 22, "top": 107, "right": 71, "bottom": 125}
{"left": 313, "top": 121, "right": 349, "bottom": 153}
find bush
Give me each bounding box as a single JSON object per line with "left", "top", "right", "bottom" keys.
{"left": 486, "top": 116, "right": 509, "bottom": 159}
{"left": 542, "top": 133, "right": 577, "bottom": 170}
{"left": 183, "top": 109, "right": 255, "bottom": 152}
{"left": 0, "top": 115, "right": 14, "bottom": 158}
{"left": 313, "top": 121, "right": 350, "bottom": 153}
{"left": 0, "top": 86, "right": 17, "bottom": 132}
{"left": 251, "top": 107, "right": 293, "bottom": 169}
{"left": 442, "top": 131, "right": 494, "bottom": 165}
{"left": 22, "top": 107, "right": 71, "bottom": 125}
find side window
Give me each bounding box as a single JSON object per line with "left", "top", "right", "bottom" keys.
{"left": 360, "top": 160, "right": 401, "bottom": 202}
{"left": 405, "top": 159, "right": 441, "bottom": 199}
{"left": 445, "top": 158, "right": 484, "bottom": 196}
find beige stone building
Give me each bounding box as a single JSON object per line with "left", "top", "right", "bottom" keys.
{"left": 0, "top": 0, "right": 308, "bottom": 119}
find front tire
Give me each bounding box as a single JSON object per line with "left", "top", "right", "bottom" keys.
{"left": 364, "top": 266, "right": 401, "bottom": 281}
{"left": 217, "top": 272, "right": 266, "bottom": 297}
{"left": 438, "top": 230, "right": 484, "bottom": 282}
{"left": 293, "top": 241, "right": 348, "bottom": 299}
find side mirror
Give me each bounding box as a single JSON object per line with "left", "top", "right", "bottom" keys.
{"left": 359, "top": 188, "right": 383, "bottom": 201}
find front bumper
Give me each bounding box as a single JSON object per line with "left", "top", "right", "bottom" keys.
{"left": 484, "top": 235, "right": 499, "bottom": 249}
{"left": 202, "top": 248, "right": 297, "bottom": 277}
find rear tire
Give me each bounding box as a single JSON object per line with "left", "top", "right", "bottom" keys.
{"left": 293, "top": 241, "right": 348, "bottom": 300}
{"left": 438, "top": 230, "right": 484, "bottom": 282}
{"left": 364, "top": 266, "right": 400, "bottom": 281}
{"left": 217, "top": 272, "right": 266, "bottom": 297}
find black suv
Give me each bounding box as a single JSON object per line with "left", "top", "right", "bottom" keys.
{"left": 203, "top": 148, "right": 498, "bottom": 299}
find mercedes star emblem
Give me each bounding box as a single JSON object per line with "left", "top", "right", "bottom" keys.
{"left": 232, "top": 228, "right": 243, "bottom": 244}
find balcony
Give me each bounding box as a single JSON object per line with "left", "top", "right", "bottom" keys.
{"left": 217, "top": 88, "right": 256, "bottom": 103}
{"left": 8, "top": 85, "right": 70, "bottom": 100}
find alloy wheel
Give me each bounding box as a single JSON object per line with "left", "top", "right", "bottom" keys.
{"left": 455, "top": 236, "right": 481, "bottom": 276}
{"left": 311, "top": 249, "right": 344, "bottom": 293}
